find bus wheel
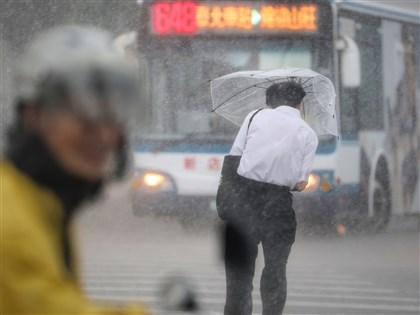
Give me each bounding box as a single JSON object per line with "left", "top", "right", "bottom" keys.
{"left": 366, "top": 181, "right": 391, "bottom": 233}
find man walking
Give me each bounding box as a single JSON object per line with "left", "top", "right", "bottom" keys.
{"left": 223, "top": 81, "right": 318, "bottom": 315}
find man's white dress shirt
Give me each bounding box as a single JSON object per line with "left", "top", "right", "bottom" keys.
{"left": 230, "top": 106, "right": 318, "bottom": 189}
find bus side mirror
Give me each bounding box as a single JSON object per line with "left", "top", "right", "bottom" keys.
{"left": 336, "top": 35, "right": 361, "bottom": 88}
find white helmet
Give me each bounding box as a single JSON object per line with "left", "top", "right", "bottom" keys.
{"left": 13, "top": 25, "right": 141, "bottom": 127}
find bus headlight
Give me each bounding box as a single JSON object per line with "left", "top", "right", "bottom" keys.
{"left": 319, "top": 179, "right": 332, "bottom": 192}
{"left": 304, "top": 173, "right": 320, "bottom": 192}
{"left": 131, "top": 171, "right": 175, "bottom": 192}
{"left": 303, "top": 172, "right": 333, "bottom": 192}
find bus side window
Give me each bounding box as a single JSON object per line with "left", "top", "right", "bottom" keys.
{"left": 339, "top": 15, "right": 384, "bottom": 138}
{"left": 338, "top": 17, "right": 360, "bottom": 138}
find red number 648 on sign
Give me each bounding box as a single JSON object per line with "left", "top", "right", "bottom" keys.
{"left": 153, "top": 1, "right": 197, "bottom": 34}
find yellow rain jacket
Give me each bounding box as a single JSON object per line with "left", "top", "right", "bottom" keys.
{"left": 1, "top": 159, "right": 150, "bottom": 314}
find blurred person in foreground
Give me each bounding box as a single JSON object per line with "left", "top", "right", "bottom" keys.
{"left": 1, "top": 25, "right": 150, "bottom": 314}
{"left": 222, "top": 82, "right": 318, "bottom": 315}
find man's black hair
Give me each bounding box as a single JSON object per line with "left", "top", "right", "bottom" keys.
{"left": 266, "top": 81, "right": 306, "bottom": 108}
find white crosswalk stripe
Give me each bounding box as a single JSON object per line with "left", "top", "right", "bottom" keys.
{"left": 81, "top": 261, "right": 419, "bottom": 315}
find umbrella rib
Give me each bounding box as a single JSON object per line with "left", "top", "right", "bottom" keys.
{"left": 310, "top": 111, "right": 330, "bottom": 120}
{"left": 213, "top": 76, "right": 314, "bottom": 112}
{"left": 212, "top": 82, "right": 268, "bottom": 112}
{"left": 300, "top": 77, "right": 312, "bottom": 86}
{"left": 264, "top": 77, "right": 278, "bottom": 84}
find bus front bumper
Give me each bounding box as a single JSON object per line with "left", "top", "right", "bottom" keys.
{"left": 131, "top": 186, "right": 363, "bottom": 224}
{"left": 131, "top": 190, "right": 218, "bottom": 221}
{"left": 293, "top": 188, "right": 363, "bottom": 223}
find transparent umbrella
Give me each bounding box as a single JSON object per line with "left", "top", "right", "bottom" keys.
{"left": 211, "top": 68, "right": 338, "bottom": 136}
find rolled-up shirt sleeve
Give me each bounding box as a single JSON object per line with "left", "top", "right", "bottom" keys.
{"left": 298, "top": 131, "right": 319, "bottom": 182}
{"left": 230, "top": 112, "right": 254, "bottom": 156}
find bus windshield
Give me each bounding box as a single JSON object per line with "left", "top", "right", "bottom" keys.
{"left": 140, "top": 37, "right": 332, "bottom": 143}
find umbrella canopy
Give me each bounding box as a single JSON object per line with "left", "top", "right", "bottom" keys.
{"left": 211, "top": 68, "right": 338, "bottom": 137}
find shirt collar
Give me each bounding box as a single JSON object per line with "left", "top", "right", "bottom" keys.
{"left": 274, "top": 105, "right": 301, "bottom": 117}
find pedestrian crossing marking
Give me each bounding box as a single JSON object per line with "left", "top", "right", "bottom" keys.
{"left": 82, "top": 262, "right": 419, "bottom": 315}
{"left": 82, "top": 276, "right": 374, "bottom": 287}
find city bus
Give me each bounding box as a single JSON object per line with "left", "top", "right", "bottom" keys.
{"left": 129, "top": 0, "right": 419, "bottom": 231}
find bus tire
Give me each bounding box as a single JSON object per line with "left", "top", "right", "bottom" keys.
{"left": 365, "top": 180, "right": 391, "bottom": 233}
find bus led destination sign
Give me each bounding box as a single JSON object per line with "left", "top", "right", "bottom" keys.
{"left": 151, "top": 1, "right": 318, "bottom": 35}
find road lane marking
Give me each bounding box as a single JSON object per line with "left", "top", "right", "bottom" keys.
{"left": 288, "top": 292, "right": 419, "bottom": 303}
{"left": 200, "top": 299, "right": 420, "bottom": 313}
{"left": 83, "top": 279, "right": 394, "bottom": 294}
{"left": 82, "top": 275, "right": 372, "bottom": 286}
{"left": 87, "top": 294, "right": 419, "bottom": 313}
{"left": 82, "top": 264, "right": 349, "bottom": 276}
{"left": 84, "top": 270, "right": 344, "bottom": 278}
{"left": 284, "top": 300, "right": 420, "bottom": 312}
{"left": 87, "top": 288, "right": 419, "bottom": 304}
{"left": 81, "top": 265, "right": 354, "bottom": 279}
{"left": 85, "top": 283, "right": 418, "bottom": 304}
{"left": 85, "top": 284, "right": 396, "bottom": 295}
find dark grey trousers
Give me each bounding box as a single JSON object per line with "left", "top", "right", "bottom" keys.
{"left": 224, "top": 178, "right": 296, "bottom": 315}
